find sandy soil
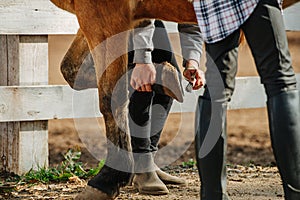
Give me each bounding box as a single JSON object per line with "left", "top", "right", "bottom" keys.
{"left": 1, "top": 166, "right": 283, "bottom": 200}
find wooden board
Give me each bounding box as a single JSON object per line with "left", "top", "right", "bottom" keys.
{"left": 0, "top": 35, "right": 49, "bottom": 174}
{"left": 18, "top": 36, "right": 49, "bottom": 174}
{"left": 0, "top": 0, "right": 79, "bottom": 35}
{"left": 283, "top": 2, "right": 300, "bottom": 31}
{"left": 0, "top": 74, "right": 298, "bottom": 122}
{"left": 0, "top": 85, "right": 102, "bottom": 122}
{"left": 0, "top": 35, "right": 20, "bottom": 173}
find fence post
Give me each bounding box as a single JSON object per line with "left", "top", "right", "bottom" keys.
{"left": 0, "top": 35, "right": 48, "bottom": 174}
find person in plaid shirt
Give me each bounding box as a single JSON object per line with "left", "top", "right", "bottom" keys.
{"left": 189, "top": 0, "right": 300, "bottom": 199}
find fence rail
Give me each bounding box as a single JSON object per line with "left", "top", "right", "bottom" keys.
{"left": 0, "top": 74, "right": 300, "bottom": 123}
{"left": 0, "top": 0, "right": 79, "bottom": 35}
{"left": 0, "top": 0, "right": 299, "bottom": 174}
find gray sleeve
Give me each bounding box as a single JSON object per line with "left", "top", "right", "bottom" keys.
{"left": 133, "top": 20, "right": 155, "bottom": 64}
{"left": 178, "top": 24, "right": 203, "bottom": 67}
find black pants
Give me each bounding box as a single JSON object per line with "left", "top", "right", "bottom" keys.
{"left": 196, "top": 0, "right": 298, "bottom": 199}
{"left": 128, "top": 21, "right": 179, "bottom": 157}
{"left": 203, "top": 0, "right": 297, "bottom": 102}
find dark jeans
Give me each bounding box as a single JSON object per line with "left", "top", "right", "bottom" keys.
{"left": 129, "top": 92, "right": 173, "bottom": 154}
{"left": 203, "top": 0, "right": 297, "bottom": 102}
{"left": 128, "top": 20, "right": 179, "bottom": 155}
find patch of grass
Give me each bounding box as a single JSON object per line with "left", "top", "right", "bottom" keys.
{"left": 1, "top": 147, "right": 105, "bottom": 187}
{"left": 182, "top": 158, "right": 196, "bottom": 168}
{"left": 23, "top": 167, "right": 62, "bottom": 184}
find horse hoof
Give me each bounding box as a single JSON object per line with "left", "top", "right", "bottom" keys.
{"left": 154, "top": 62, "right": 184, "bottom": 103}
{"left": 75, "top": 185, "right": 115, "bottom": 200}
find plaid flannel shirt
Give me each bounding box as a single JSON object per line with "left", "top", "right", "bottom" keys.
{"left": 193, "top": 0, "right": 283, "bottom": 43}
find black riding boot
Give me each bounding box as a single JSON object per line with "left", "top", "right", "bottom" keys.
{"left": 267, "top": 90, "right": 300, "bottom": 200}
{"left": 195, "top": 97, "right": 230, "bottom": 200}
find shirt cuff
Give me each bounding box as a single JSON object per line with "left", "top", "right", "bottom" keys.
{"left": 182, "top": 50, "right": 201, "bottom": 67}
{"left": 133, "top": 49, "right": 152, "bottom": 64}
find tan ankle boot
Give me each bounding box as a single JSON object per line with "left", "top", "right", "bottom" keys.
{"left": 156, "top": 169, "right": 187, "bottom": 186}
{"left": 75, "top": 185, "right": 116, "bottom": 200}
{"left": 133, "top": 172, "right": 169, "bottom": 195}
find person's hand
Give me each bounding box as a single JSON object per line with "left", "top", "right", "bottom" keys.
{"left": 183, "top": 60, "right": 205, "bottom": 90}
{"left": 130, "top": 63, "right": 156, "bottom": 92}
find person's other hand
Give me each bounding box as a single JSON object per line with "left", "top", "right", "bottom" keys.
{"left": 183, "top": 60, "right": 205, "bottom": 90}
{"left": 130, "top": 63, "right": 156, "bottom": 92}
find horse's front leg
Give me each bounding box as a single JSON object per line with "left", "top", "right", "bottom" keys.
{"left": 87, "top": 53, "right": 133, "bottom": 198}
{"left": 73, "top": 0, "right": 134, "bottom": 199}
{"left": 75, "top": 34, "right": 134, "bottom": 200}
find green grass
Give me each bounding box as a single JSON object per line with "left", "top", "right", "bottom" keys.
{"left": 181, "top": 158, "right": 197, "bottom": 168}
{"left": 0, "top": 147, "right": 105, "bottom": 188}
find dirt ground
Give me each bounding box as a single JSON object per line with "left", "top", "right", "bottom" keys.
{"left": 1, "top": 166, "right": 283, "bottom": 200}
{"left": 22, "top": 31, "right": 298, "bottom": 199}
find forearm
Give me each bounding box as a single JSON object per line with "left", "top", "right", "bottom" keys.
{"left": 178, "top": 24, "right": 203, "bottom": 68}
{"left": 178, "top": 24, "right": 205, "bottom": 90}
{"left": 133, "top": 19, "right": 155, "bottom": 64}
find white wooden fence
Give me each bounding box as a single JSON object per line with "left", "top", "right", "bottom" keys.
{"left": 0, "top": 0, "right": 299, "bottom": 174}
